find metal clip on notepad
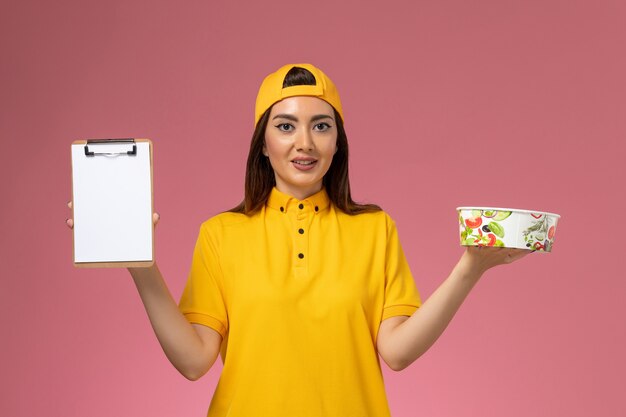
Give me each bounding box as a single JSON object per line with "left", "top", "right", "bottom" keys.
{"left": 84, "top": 138, "right": 137, "bottom": 156}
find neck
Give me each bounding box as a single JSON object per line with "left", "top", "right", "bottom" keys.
{"left": 275, "top": 184, "right": 322, "bottom": 201}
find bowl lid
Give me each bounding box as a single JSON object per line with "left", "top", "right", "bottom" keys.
{"left": 456, "top": 206, "right": 561, "bottom": 218}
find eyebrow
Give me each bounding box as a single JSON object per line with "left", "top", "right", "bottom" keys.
{"left": 272, "top": 114, "right": 335, "bottom": 122}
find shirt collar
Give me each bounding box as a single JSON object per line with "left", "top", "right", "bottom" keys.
{"left": 267, "top": 187, "right": 330, "bottom": 214}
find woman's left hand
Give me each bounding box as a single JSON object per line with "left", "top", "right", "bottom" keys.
{"left": 378, "top": 245, "right": 533, "bottom": 370}
{"left": 461, "top": 246, "right": 532, "bottom": 276}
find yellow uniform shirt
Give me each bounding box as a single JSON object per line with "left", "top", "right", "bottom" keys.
{"left": 179, "top": 187, "right": 421, "bottom": 417}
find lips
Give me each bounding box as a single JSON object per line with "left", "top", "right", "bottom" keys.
{"left": 291, "top": 158, "right": 318, "bottom": 171}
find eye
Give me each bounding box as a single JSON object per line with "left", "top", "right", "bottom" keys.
{"left": 275, "top": 123, "right": 294, "bottom": 132}
{"left": 313, "top": 122, "right": 332, "bottom": 131}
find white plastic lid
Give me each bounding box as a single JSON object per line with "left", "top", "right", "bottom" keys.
{"left": 456, "top": 207, "right": 561, "bottom": 218}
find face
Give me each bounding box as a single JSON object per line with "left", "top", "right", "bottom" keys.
{"left": 263, "top": 96, "right": 338, "bottom": 200}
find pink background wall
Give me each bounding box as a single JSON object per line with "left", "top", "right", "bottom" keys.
{"left": 1, "top": 0, "right": 625, "bottom": 415}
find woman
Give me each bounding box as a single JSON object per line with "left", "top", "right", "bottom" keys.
{"left": 68, "top": 63, "right": 528, "bottom": 416}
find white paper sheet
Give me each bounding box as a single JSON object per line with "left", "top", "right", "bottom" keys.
{"left": 72, "top": 140, "right": 153, "bottom": 263}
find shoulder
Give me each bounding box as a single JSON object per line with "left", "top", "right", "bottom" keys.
{"left": 333, "top": 207, "right": 398, "bottom": 234}
{"left": 194, "top": 212, "right": 257, "bottom": 253}
{"left": 202, "top": 211, "right": 250, "bottom": 227}
{"left": 198, "top": 211, "right": 255, "bottom": 238}
{"left": 335, "top": 206, "right": 394, "bottom": 223}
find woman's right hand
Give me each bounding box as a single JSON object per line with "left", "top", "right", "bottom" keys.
{"left": 66, "top": 200, "right": 220, "bottom": 379}
{"left": 65, "top": 201, "right": 160, "bottom": 228}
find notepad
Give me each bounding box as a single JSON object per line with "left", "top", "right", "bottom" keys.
{"left": 71, "top": 139, "right": 154, "bottom": 267}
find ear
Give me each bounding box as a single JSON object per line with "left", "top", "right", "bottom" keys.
{"left": 262, "top": 144, "right": 269, "bottom": 157}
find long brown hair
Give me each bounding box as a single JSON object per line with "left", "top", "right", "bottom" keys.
{"left": 229, "top": 67, "right": 381, "bottom": 215}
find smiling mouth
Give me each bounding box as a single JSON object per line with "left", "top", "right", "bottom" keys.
{"left": 292, "top": 160, "right": 317, "bottom": 165}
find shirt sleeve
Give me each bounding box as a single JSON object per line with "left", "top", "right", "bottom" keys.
{"left": 382, "top": 215, "right": 421, "bottom": 321}
{"left": 178, "top": 220, "right": 229, "bottom": 338}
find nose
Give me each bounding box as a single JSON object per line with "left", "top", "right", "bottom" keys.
{"left": 294, "top": 128, "right": 314, "bottom": 151}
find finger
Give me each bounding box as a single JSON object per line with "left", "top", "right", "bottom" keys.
{"left": 66, "top": 218, "right": 74, "bottom": 229}
{"left": 67, "top": 200, "right": 73, "bottom": 209}
{"left": 153, "top": 213, "right": 160, "bottom": 225}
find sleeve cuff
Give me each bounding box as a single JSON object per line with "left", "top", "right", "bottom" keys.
{"left": 183, "top": 312, "right": 227, "bottom": 338}
{"left": 382, "top": 304, "right": 419, "bottom": 321}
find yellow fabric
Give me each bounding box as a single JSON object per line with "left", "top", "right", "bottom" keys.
{"left": 179, "top": 188, "right": 421, "bottom": 417}
{"left": 254, "top": 63, "right": 344, "bottom": 126}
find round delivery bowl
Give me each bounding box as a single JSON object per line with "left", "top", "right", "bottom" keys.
{"left": 457, "top": 207, "right": 561, "bottom": 252}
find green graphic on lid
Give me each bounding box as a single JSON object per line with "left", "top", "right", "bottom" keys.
{"left": 458, "top": 211, "right": 501, "bottom": 247}
{"left": 522, "top": 215, "right": 556, "bottom": 252}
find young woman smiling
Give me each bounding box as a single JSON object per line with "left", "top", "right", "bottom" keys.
{"left": 67, "top": 63, "right": 528, "bottom": 416}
